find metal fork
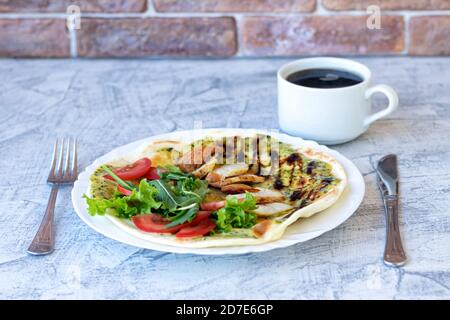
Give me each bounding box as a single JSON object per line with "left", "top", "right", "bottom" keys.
{"left": 27, "top": 138, "right": 78, "bottom": 255}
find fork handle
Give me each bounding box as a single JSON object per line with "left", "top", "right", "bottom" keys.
{"left": 27, "top": 184, "right": 59, "bottom": 255}
{"left": 383, "top": 195, "right": 407, "bottom": 267}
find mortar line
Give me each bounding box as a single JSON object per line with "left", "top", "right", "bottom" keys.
{"left": 402, "top": 13, "right": 411, "bottom": 55}
{"left": 69, "top": 27, "right": 77, "bottom": 58}
{"left": 146, "top": 0, "right": 156, "bottom": 15}
{"left": 234, "top": 14, "right": 244, "bottom": 57}
{"left": 315, "top": 0, "right": 327, "bottom": 14}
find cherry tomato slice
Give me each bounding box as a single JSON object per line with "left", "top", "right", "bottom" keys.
{"left": 117, "top": 185, "right": 132, "bottom": 196}
{"left": 185, "top": 211, "right": 211, "bottom": 227}
{"left": 145, "top": 167, "right": 160, "bottom": 180}
{"left": 132, "top": 214, "right": 183, "bottom": 234}
{"left": 200, "top": 201, "right": 225, "bottom": 211}
{"left": 131, "top": 211, "right": 212, "bottom": 234}
{"left": 176, "top": 220, "right": 216, "bottom": 238}
{"left": 105, "top": 158, "right": 152, "bottom": 181}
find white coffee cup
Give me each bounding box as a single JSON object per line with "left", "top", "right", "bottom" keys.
{"left": 278, "top": 57, "right": 398, "bottom": 145}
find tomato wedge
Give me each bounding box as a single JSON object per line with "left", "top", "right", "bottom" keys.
{"left": 176, "top": 220, "right": 216, "bottom": 238}
{"left": 186, "top": 211, "right": 211, "bottom": 226}
{"left": 200, "top": 201, "right": 225, "bottom": 211}
{"left": 145, "top": 167, "right": 160, "bottom": 180}
{"left": 105, "top": 158, "right": 152, "bottom": 181}
{"left": 117, "top": 185, "right": 132, "bottom": 196}
{"left": 132, "top": 214, "right": 183, "bottom": 234}
{"left": 132, "top": 211, "right": 212, "bottom": 234}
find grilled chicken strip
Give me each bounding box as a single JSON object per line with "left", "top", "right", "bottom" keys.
{"left": 228, "top": 188, "right": 284, "bottom": 204}
{"left": 254, "top": 202, "right": 293, "bottom": 216}
{"left": 206, "top": 163, "right": 249, "bottom": 186}
{"left": 191, "top": 157, "right": 218, "bottom": 178}
{"left": 208, "top": 173, "right": 265, "bottom": 188}
{"left": 177, "top": 145, "right": 220, "bottom": 173}
{"left": 221, "top": 184, "right": 259, "bottom": 194}
{"left": 221, "top": 174, "right": 265, "bottom": 186}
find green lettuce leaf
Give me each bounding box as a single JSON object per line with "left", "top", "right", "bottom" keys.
{"left": 83, "top": 179, "right": 161, "bottom": 219}
{"left": 148, "top": 179, "right": 179, "bottom": 211}
{"left": 214, "top": 193, "right": 257, "bottom": 233}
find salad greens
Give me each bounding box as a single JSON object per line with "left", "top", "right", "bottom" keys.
{"left": 83, "top": 178, "right": 160, "bottom": 219}
{"left": 214, "top": 193, "right": 257, "bottom": 233}
{"left": 85, "top": 163, "right": 258, "bottom": 232}
{"left": 147, "top": 166, "right": 208, "bottom": 227}
{"left": 84, "top": 165, "right": 208, "bottom": 227}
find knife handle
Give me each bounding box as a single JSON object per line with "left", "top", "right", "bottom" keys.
{"left": 383, "top": 195, "right": 407, "bottom": 267}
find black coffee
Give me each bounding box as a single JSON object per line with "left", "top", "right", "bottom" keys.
{"left": 286, "top": 68, "right": 363, "bottom": 89}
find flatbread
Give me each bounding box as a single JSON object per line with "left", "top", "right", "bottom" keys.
{"left": 92, "top": 131, "right": 347, "bottom": 248}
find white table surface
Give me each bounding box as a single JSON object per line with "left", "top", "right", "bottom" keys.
{"left": 0, "top": 57, "right": 449, "bottom": 299}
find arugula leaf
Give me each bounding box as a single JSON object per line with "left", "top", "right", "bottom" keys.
{"left": 148, "top": 174, "right": 208, "bottom": 227}
{"left": 162, "top": 164, "right": 183, "bottom": 174}
{"left": 160, "top": 165, "right": 190, "bottom": 181}
{"left": 177, "top": 178, "right": 208, "bottom": 203}
{"left": 165, "top": 203, "right": 199, "bottom": 228}
{"left": 101, "top": 165, "right": 133, "bottom": 190}
{"left": 163, "top": 172, "right": 187, "bottom": 181}
{"left": 154, "top": 169, "right": 208, "bottom": 208}
{"left": 148, "top": 179, "right": 179, "bottom": 211}
{"left": 214, "top": 193, "right": 257, "bottom": 233}
{"left": 84, "top": 179, "right": 161, "bottom": 218}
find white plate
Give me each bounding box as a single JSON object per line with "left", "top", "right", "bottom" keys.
{"left": 71, "top": 129, "right": 365, "bottom": 255}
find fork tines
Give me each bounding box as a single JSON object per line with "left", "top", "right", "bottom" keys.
{"left": 48, "top": 138, "right": 78, "bottom": 183}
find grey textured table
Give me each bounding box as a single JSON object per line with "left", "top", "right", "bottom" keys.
{"left": 1, "top": 57, "right": 449, "bottom": 299}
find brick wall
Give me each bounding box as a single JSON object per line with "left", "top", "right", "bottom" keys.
{"left": 0, "top": 0, "right": 449, "bottom": 58}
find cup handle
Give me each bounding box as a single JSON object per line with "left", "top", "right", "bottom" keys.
{"left": 364, "top": 84, "right": 399, "bottom": 127}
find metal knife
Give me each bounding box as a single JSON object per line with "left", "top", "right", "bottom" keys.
{"left": 376, "top": 154, "right": 407, "bottom": 267}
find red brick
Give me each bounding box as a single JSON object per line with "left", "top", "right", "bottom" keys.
{"left": 77, "top": 18, "right": 237, "bottom": 57}
{"left": 322, "top": 0, "right": 450, "bottom": 10}
{"left": 410, "top": 16, "right": 450, "bottom": 56}
{"left": 0, "top": 0, "right": 147, "bottom": 13}
{"left": 0, "top": 19, "right": 69, "bottom": 57}
{"left": 153, "top": 0, "right": 315, "bottom": 12}
{"left": 242, "top": 16, "right": 404, "bottom": 56}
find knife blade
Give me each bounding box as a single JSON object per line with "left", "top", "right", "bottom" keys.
{"left": 377, "top": 154, "right": 398, "bottom": 196}
{"left": 376, "top": 154, "right": 407, "bottom": 267}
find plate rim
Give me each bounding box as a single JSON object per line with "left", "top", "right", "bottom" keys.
{"left": 71, "top": 128, "right": 365, "bottom": 255}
